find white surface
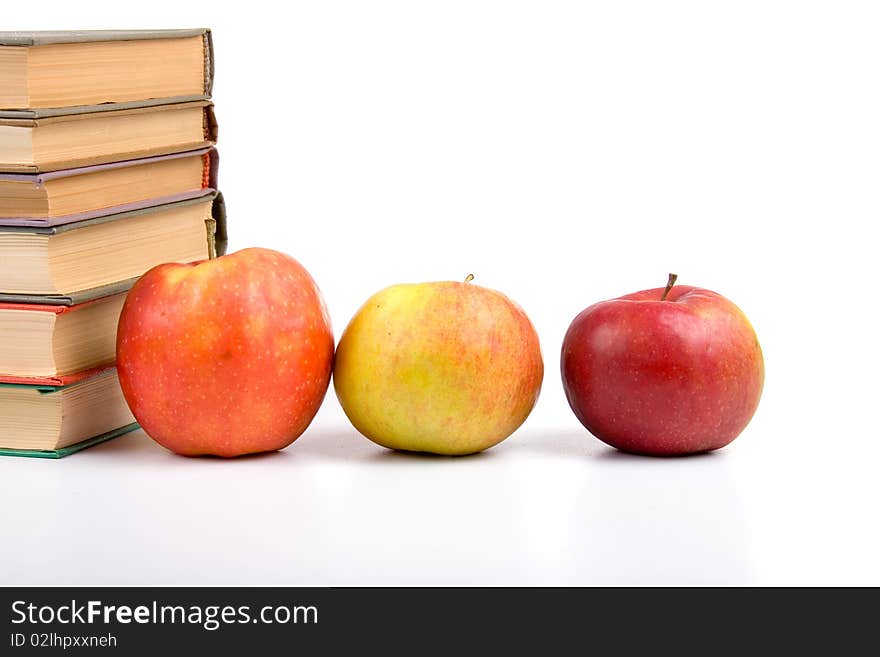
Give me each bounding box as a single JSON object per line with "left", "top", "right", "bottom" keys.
{"left": 2, "top": 1, "right": 879, "bottom": 586}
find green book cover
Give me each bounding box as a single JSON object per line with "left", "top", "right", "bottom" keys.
{"left": 0, "top": 422, "right": 140, "bottom": 459}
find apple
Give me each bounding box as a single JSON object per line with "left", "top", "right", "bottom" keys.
{"left": 333, "top": 276, "right": 543, "bottom": 455}
{"left": 116, "top": 247, "right": 334, "bottom": 457}
{"left": 561, "top": 274, "right": 764, "bottom": 456}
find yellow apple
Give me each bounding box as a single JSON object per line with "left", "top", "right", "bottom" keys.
{"left": 334, "top": 277, "right": 543, "bottom": 455}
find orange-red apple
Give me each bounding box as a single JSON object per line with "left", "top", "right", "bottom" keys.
{"left": 116, "top": 247, "right": 334, "bottom": 457}
{"left": 561, "top": 274, "right": 764, "bottom": 455}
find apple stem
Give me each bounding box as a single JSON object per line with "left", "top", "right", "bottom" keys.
{"left": 205, "top": 218, "right": 217, "bottom": 260}
{"left": 661, "top": 273, "right": 678, "bottom": 300}
{"left": 464, "top": 274, "right": 474, "bottom": 283}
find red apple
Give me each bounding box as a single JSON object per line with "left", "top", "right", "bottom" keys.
{"left": 116, "top": 247, "right": 334, "bottom": 457}
{"left": 561, "top": 274, "right": 764, "bottom": 455}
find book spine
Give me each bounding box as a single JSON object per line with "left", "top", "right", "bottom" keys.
{"left": 204, "top": 105, "right": 219, "bottom": 143}
{"left": 202, "top": 148, "right": 220, "bottom": 190}
{"left": 212, "top": 192, "right": 228, "bottom": 257}
{"left": 203, "top": 30, "right": 215, "bottom": 97}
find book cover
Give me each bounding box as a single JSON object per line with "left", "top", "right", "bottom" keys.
{"left": 0, "top": 423, "right": 140, "bottom": 459}
{"left": 0, "top": 278, "right": 138, "bottom": 307}
{"left": 0, "top": 191, "right": 227, "bottom": 244}
{"left": 0, "top": 365, "right": 116, "bottom": 388}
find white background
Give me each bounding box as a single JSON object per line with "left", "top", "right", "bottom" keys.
{"left": 1, "top": 1, "right": 878, "bottom": 585}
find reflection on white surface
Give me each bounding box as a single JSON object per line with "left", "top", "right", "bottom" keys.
{"left": 0, "top": 425, "right": 755, "bottom": 586}
{"left": 573, "top": 448, "right": 750, "bottom": 585}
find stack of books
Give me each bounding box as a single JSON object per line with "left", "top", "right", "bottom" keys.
{"left": 0, "top": 28, "right": 226, "bottom": 457}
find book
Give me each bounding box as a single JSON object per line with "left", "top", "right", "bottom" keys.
{"left": 0, "top": 29, "right": 212, "bottom": 110}
{"left": 0, "top": 192, "right": 227, "bottom": 296}
{"left": 0, "top": 367, "right": 138, "bottom": 457}
{"left": 0, "top": 99, "right": 217, "bottom": 173}
{"left": 0, "top": 147, "right": 218, "bottom": 226}
{"left": 0, "top": 291, "right": 127, "bottom": 380}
